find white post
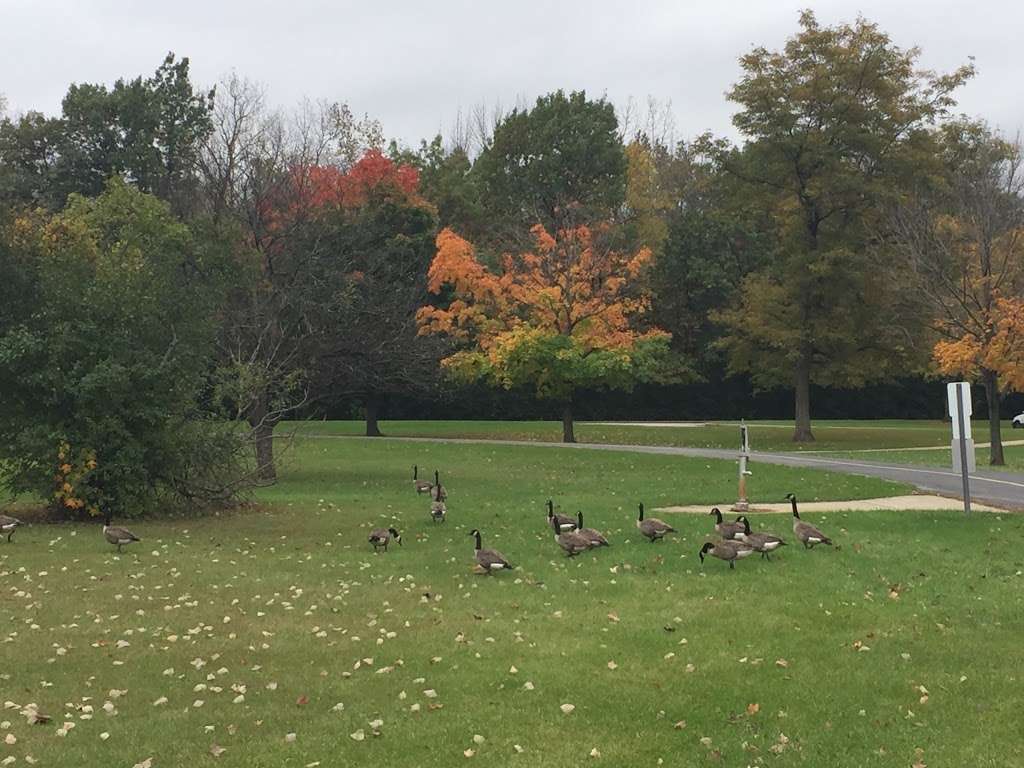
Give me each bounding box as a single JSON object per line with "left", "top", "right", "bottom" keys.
{"left": 732, "top": 420, "right": 751, "bottom": 513}
{"left": 947, "top": 382, "right": 974, "bottom": 515}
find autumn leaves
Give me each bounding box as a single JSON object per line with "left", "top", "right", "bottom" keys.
{"left": 418, "top": 224, "right": 675, "bottom": 443}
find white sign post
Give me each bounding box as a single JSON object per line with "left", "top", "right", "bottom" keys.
{"left": 947, "top": 382, "right": 973, "bottom": 515}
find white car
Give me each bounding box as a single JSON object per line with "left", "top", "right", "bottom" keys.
{"left": 1013, "top": 413, "right": 1024, "bottom": 429}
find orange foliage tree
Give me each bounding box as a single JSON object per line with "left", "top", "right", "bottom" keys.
{"left": 417, "top": 223, "right": 680, "bottom": 442}
{"left": 892, "top": 121, "right": 1024, "bottom": 464}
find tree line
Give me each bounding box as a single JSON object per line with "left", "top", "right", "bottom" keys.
{"left": 1, "top": 12, "right": 1022, "bottom": 518}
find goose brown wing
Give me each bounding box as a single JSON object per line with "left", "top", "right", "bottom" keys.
{"left": 477, "top": 548, "right": 511, "bottom": 569}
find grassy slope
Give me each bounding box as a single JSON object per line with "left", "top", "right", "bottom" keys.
{"left": 2, "top": 438, "right": 1022, "bottom": 767}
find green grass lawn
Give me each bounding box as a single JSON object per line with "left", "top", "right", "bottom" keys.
{"left": 2, "top": 436, "right": 1022, "bottom": 767}
{"left": 293, "top": 418, "right": 1019, "bottom": 453}
{"left": 819, "top": 444, "right": 1024, "bottom": 473}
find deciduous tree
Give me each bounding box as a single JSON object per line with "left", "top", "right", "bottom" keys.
{"left": 298, "top": 151, "right": 443, "bottom": 437}
{"left": 0, "top": 54, "right": 213, "bottom": 212}
{"left": 715, "top": 11, "right": 972, "bottom": 441}
{"left": 0, "top": 180, "right": 241, "bottom": 517}
{"left": 892, "top": 121, "right": 1024, "bottom": 464}
{"left": 418, "top": 224, "right": 679, "bottom": 442}
{"left": 472, "top": 91, "right": 626, "bottom": 243}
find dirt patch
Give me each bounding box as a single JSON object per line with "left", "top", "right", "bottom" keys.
{"left": 656, "top": 495, "right": 1006, "bottom": 514}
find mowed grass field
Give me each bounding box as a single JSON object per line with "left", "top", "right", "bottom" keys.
{"left": 2, "top": 436, "right": 1023, "bottom": 767}
{"left": 294, "top": 417, "right": 1022, "bottom": 454}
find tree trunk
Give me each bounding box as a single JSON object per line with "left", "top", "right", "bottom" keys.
{"left": 982, "top": 369, "right": 1004, "bottom": 466}
{"left": 365, "top": 396, "right": 383, "bottom": 437}
{"left": 561, "top": 401, "right": 576, "bottom": 444}
{"left": 253, "top": 422, "right": 277, "bottom": 483}
{"left": 792, "top": 356, "right": 815, "bottom": 443}
{"left": 250, "top": 392, "right": 277, "bottom": 483}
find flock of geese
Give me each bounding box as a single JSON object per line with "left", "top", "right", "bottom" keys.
{"left": 0, "top": 466, "right": 835, "bottom": 574}
{"left": 394, "top": 467, "right": 836, "bottom": 574}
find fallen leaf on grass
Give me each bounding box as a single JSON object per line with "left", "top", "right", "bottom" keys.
{"left": 560, "top": 703, "right": 575, "bottom": 715}
{"left": 210, "top": 745, "right": 226, "bottom": 757}
{"left": 746, "top": 703, "right": 760, "bottom": 716}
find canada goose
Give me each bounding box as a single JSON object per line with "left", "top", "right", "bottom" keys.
{"left": 368, "top": 527, "right": 402, "bottom": 552}
{"left": 576, "top": 511, "right": 609, "bottom": 548}
{"left": 552, "top": 517, "right": 590, "bottom": 557}
{"left": 786, "top": 494, "right": 833, "bottom": 548}
{"left": 430, "top": 482, "right": 447, "bottom": 523}
{"left": 1, "top": 514, "right": 23, "bottom": 542}
{"left": 413, "top": 465, "right": 432, "bottom": 494}
{"left": 699, "top": 540, "right": 755, "bottom": 569}
{"left": 469, "top": 529, "right": 512, "bottom": 573}
{"left": 709, "top": 507, "right": 745, "bottom": 540}
{"left": 636, "top": 503, "right": 675, "bottom": 542}
{"left": 546, "top": 499, "right": 576, "bottom": 532}
{"left": 103, "top": 516, "right": 140, "bottom": 553}
{"left": 433, "top": 470, "right": 447, "bottom": 501}
{"left": 735, "top": 516, "right": 787, "bottom": 560}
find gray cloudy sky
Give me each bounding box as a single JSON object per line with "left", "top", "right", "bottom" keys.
{"left": 2, "top": 0, "right": 1022, "bottom": 146}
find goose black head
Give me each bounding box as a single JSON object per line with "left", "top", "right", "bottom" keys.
{"left": 546, "top": 499, "right": 554, "bottom": 515}
{"left": 413, "top": 465, "right": 418, "bottom": 478}
{"left": 638, "top": 503, "right": 645, "bottom": 521}
{"left": 737, "top": 515, "right": 751, "bottom": 533}
{"left": 468, "top": 529, "right": 480, "bottom": 538}
{"left": 577, "top": 511, "right": 584, "bottom": 527}
{"left": 388, "top": 527, "right": 402, "bottom": 545}
{"left": 698, "top": 542, "right": 715, "bottom": 562}
{"left": 709, "top": 507, "right": 723, "bottom": 522}
{"left": 785, "top": 493, "right": 799, "bottom": 517}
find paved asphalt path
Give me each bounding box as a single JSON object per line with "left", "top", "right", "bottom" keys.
{"left": 318, "top": 434, "right": 1024, "bottom": 510}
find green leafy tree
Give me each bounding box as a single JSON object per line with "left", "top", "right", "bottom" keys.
{"left": 301, "top": 153, "right": 444, "bottom": 437}
{"left": 0, "top": 54, "right": 212, "bottom": 211}
{"left": 390, "top": 136, "right": 483, "bottom": 237}
{"left": 472, "top": 90, "right": 626, "bottom": 243}
{"left": 0, "top": 180, "right": 240, "bottom": 517}
{"left": 714, "top": 11, "right": 973, "bottom": 441}
{"left": 651, "top": 149, "right": 773, "bottom": 370}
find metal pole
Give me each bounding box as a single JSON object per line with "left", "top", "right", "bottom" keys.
{"left": 733, "top": 421, "right": 750, "bottom": 513}
{"left": 955, "top": 384, "right": 971, "bottom": 515}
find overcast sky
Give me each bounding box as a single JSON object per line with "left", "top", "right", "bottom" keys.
{"left": 2, "top": 0, "right": 1021, "bottom": 148}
